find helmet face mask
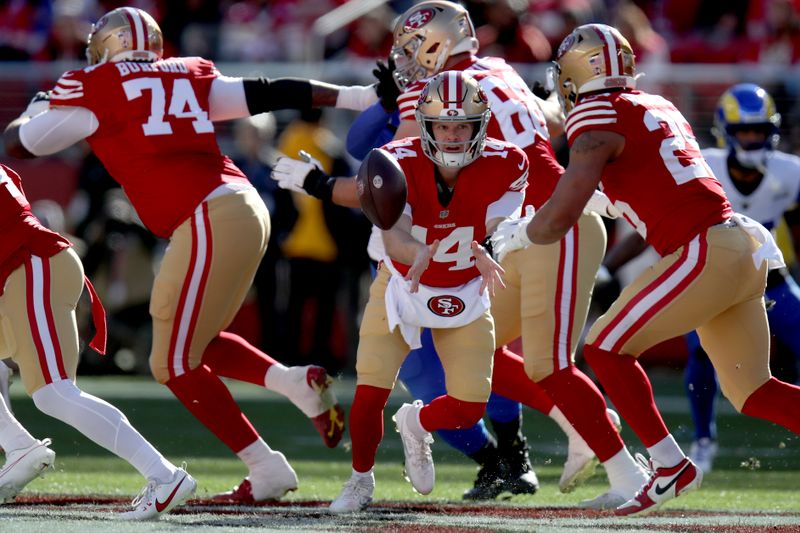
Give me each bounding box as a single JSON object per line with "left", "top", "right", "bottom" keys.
{"left": 554, "top": 23, "right": 637, "bottom": 113}
{"left": 391, "top": 1, "right": 479, "bottom": 89}
{"left": 415, "top": 71, "right": 491, "bottom": 168}
{"left": 712, "top": 83, "right": 780, "bottom": 171}
{"left": 86, "top": 7, "right": 163, "bottom": 66}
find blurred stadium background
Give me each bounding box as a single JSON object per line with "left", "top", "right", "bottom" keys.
{"left": 1, "top": 0, "right": 800, "bottom": 385}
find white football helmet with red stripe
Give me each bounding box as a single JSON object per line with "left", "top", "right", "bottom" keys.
{"left": 551, "top": 23, "right": 636, "bottom": 113}
{"left": 86, "top": 7, "right": 163, "bottom": 65}
{"left": 416, "top": 71, "right": 491, "bottom": 168}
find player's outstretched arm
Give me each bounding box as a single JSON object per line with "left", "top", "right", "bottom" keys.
{"left": 270, "top": 154, "right": 360, "bottom": 208}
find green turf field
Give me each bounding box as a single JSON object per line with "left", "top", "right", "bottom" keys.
{"left": 2, "top": 371, "right": 799, "bottom": 531}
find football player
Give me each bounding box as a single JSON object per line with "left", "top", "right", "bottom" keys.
{"left": 0, "top": 163, "right": 194, "bottom": 518}
{"left": 492, "top": 23, "right": 800, "bottom": 516}
{"left": 685, "top": 83, "right": 800, "bottom": 472}
{"left": 326, "top": 71, "right": 523, "bottom": 512}
{"left": 275, "top": 0, "right": 643, "bottom": 506}
{"left": 2, "top": 6, "right": 376, "bottom": 504}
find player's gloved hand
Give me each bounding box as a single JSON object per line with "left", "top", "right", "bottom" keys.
{"left": 490, "top": 205, "right": 535, "bottom": 263}
{"left": 373, "top": 59, "right": 400, "bottom": 112}
{"left": 21, "top": 91, "right": 51, "bottom": 119}
{"left": 271, "top": 150, "right": 334, "bottom": 201}
{"left": 531, "top": 80, "right": 551, "bottom": 100}
{"left": 584, "top": 190, "right": 621, "bottom": 219}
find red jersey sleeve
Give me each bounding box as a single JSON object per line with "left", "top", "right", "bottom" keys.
{"left": 564, "top": 93, "right": 625, "bottom": 146}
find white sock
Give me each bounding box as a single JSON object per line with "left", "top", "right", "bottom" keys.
{"left": 647, "top": 434, "right": 685, "bottom": 468}
{"left": 603, "top": 446, "right": 647, "bottom": 496}
{"left": 237, "top": 437, "right": 275, "bottom": 473}
{"left": 548, "top": 406, "right": 591, "bottom": 454}
{"left": 352, "top": 467, "right": 373, "bottom": 478}
{"left": 31, "top": 380, "right": 176, "bottom": 482}
{"left": 409, "top": 406, "right": 429, "bottom": 438}
{"left": 0, "top": 393, "right": 36, "bottom": 452}
{"left": 264, "top": 363, "right": 291, "bottom": 395}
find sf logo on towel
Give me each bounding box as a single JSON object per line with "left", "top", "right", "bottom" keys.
{"left": 428, "top": 295, "right": 465, "bottom": 317}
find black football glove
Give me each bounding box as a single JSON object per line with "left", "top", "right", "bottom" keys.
{"left": 531, "top": 81, "right": 551, "bottom": 100}
{"left": 373, "top": 59, "right": 400, "bottom": 112}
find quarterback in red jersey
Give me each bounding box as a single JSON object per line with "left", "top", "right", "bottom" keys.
{"left": 273, "top": 1, "right": 644, "bottom": 504}
{"left": 0, "top": 163, "right": 195, "bottom": 519}
{"left": 327, "top": 71, "right": 520, "bottom": 512}
{"left": 1, "top": 6, "right": 378, "bottom": 503}
{"left": 493, "top": 23, "right": 800, "bottom": 516}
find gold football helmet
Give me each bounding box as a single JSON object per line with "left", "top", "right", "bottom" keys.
{"left": 550, "top": 23, "right": 636, "bottom": 113}
{"left": 390, "top": 1, "right": 479, "bottom": 89}
{"left": 86, "top": 7, "right": 163, "bottom": 65}
{"left": 416, "top": 71, "right": 491, "bottom": 168}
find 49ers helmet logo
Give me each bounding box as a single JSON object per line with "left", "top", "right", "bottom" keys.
{"left": 404, "top": 9, "right": 434, "bottom": 32}
{"left": 427, "top": 295, "right": 465, "bottom": 317}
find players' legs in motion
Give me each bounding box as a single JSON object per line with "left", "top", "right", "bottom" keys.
{"left": 2, "top": 248, "right": 192, "bottom": 518}
{"left": 151, "top": 191, "right": 297, "bottom": 503}
{"left": 683, "top": 332, "right": 719, "bottom": 473}
{"left": 397, "top": 332, "right": 536, "bottom": 500}
{"left": 331, "top": 268, "right": 494, "bottom": 512}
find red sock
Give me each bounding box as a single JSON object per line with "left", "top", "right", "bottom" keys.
{"left": 350, "top": 384, "right": 392, "bottom": 473}
{"left": 202, "top": 331, "right": 277, "bottom": 386}
{"left": 538, "top": 365, "right": 624, "bottom": 461}
{"left": 742, "top": 377, "right": 800, "bottom": 434}
{"left": 419, "top": 395, "right": 486, "bottom": 431}
{"left": 491, "top": 345, "right": 555, "bottom": 415}
{"left": 583, "top": 344, "right": 669, "bottom": 447}
{"left": 166, "top": 364, "right": 258, "bottom": 453}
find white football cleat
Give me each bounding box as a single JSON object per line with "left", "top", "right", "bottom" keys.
{"left": 329, "top": 471, "right": 375, "bottom": 513}
{"left": 579, "top": 489, "right": 628, "bottom": 510}
{"left": 688, "top": 438, "right": 718, "bottom": 474}
{"left": 119, "top": 466, "right": 196, "bottom": 520}
{"left": 213, "top": 451, "right": 298, "bottom": 503}
{"left": 0, "top": 438, "right": 55, "bottom": 503}
{"left": 559, "top": 408, "right": 621, "bottom": 493}
{"left": 393, "top": 400, "right": 434, "bottom": 495}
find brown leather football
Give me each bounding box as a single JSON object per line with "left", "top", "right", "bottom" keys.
{"left": 356, "top": 148, "right": 407, "bottom": 230}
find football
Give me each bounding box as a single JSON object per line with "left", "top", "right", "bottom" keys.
{"left": 356, "top": 148, "right": 407, "bottom": 230}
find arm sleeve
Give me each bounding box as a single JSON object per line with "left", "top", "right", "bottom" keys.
{"left": 486, "top": 190, "right": 524, "bottom": 225}
{"left": 19, "top": 107, "right": 99, "bottom": 156}
{"left": 242, "top": 77, "right": 313, "bottom": 115}
{"left": 346, "top": 102, "right": 399, "bottom": 160}
{"left": 208, "top": 75, "right": 250, "bottom": 122}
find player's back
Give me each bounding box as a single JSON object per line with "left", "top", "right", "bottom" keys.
{"left": 382, "top": 137, "right": 527, "bottom": 287}
{"left": 50, "top": 57, "right": 247, "bottom": 237}
{"left": 566, "top": 90, "right": 731, "bottom": 255}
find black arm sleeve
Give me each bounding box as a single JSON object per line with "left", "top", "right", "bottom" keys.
{"left": 242, "top": 77, "right": 313, "bottom": 114}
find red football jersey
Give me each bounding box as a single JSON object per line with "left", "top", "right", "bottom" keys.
{"left": 383, "top": 137, "right": 528, "bottom": 287}
{"left": 565, "top": 90, "right": 732, "bottom": 255}
{"left": 397, "top": 55, "right": 562, "bottom": 209}
{"left": 49, "top": 57, "right": 249, "bottom": 237}
{"left": 0, "top": 164, "right": 70, "bottom": 295}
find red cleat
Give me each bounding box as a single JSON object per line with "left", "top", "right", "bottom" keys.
{"left": 304, "top": 366, "right": 346, "bottom": 448}
{"left": 212, "top": 479, "right": 256, "bottom": 504}
{"left": 615, "top": 455, "right": 703, "bottom": 516}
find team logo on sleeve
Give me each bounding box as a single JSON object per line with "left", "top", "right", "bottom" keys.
{"left": 428, "top": 295, "right": 465, "bottom": 317}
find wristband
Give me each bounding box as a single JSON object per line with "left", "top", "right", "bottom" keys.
{"left": 303, "top": 168, "right": 336, "bottom": 201}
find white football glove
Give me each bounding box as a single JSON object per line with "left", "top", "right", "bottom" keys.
{"left": 490, "top": 205, "right": 535, "bottom": 263}
{"left": 584, "top": 190, "right": 621, "bottom": 219}
{"left": 270, "top": 150, "right": 323, "bottom": 194}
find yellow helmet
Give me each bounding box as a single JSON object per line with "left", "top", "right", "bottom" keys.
{"left": 550, "top": 23, "right": 636, "bottom": 113}
{"left": 415, "top": 71, "right": 491, "bottom": 168}
{"left": 86, "top": 7, "right": 163, "bottom": 65}
{"left": 390, "top": 1, "right": 479, "bottom": 89}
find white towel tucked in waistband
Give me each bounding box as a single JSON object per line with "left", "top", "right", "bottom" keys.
{"left": 383, "top": 261, "right": 491, "bottom": 349}
{"left": 730, "top": 213, "right": 786, "bottom": 270}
